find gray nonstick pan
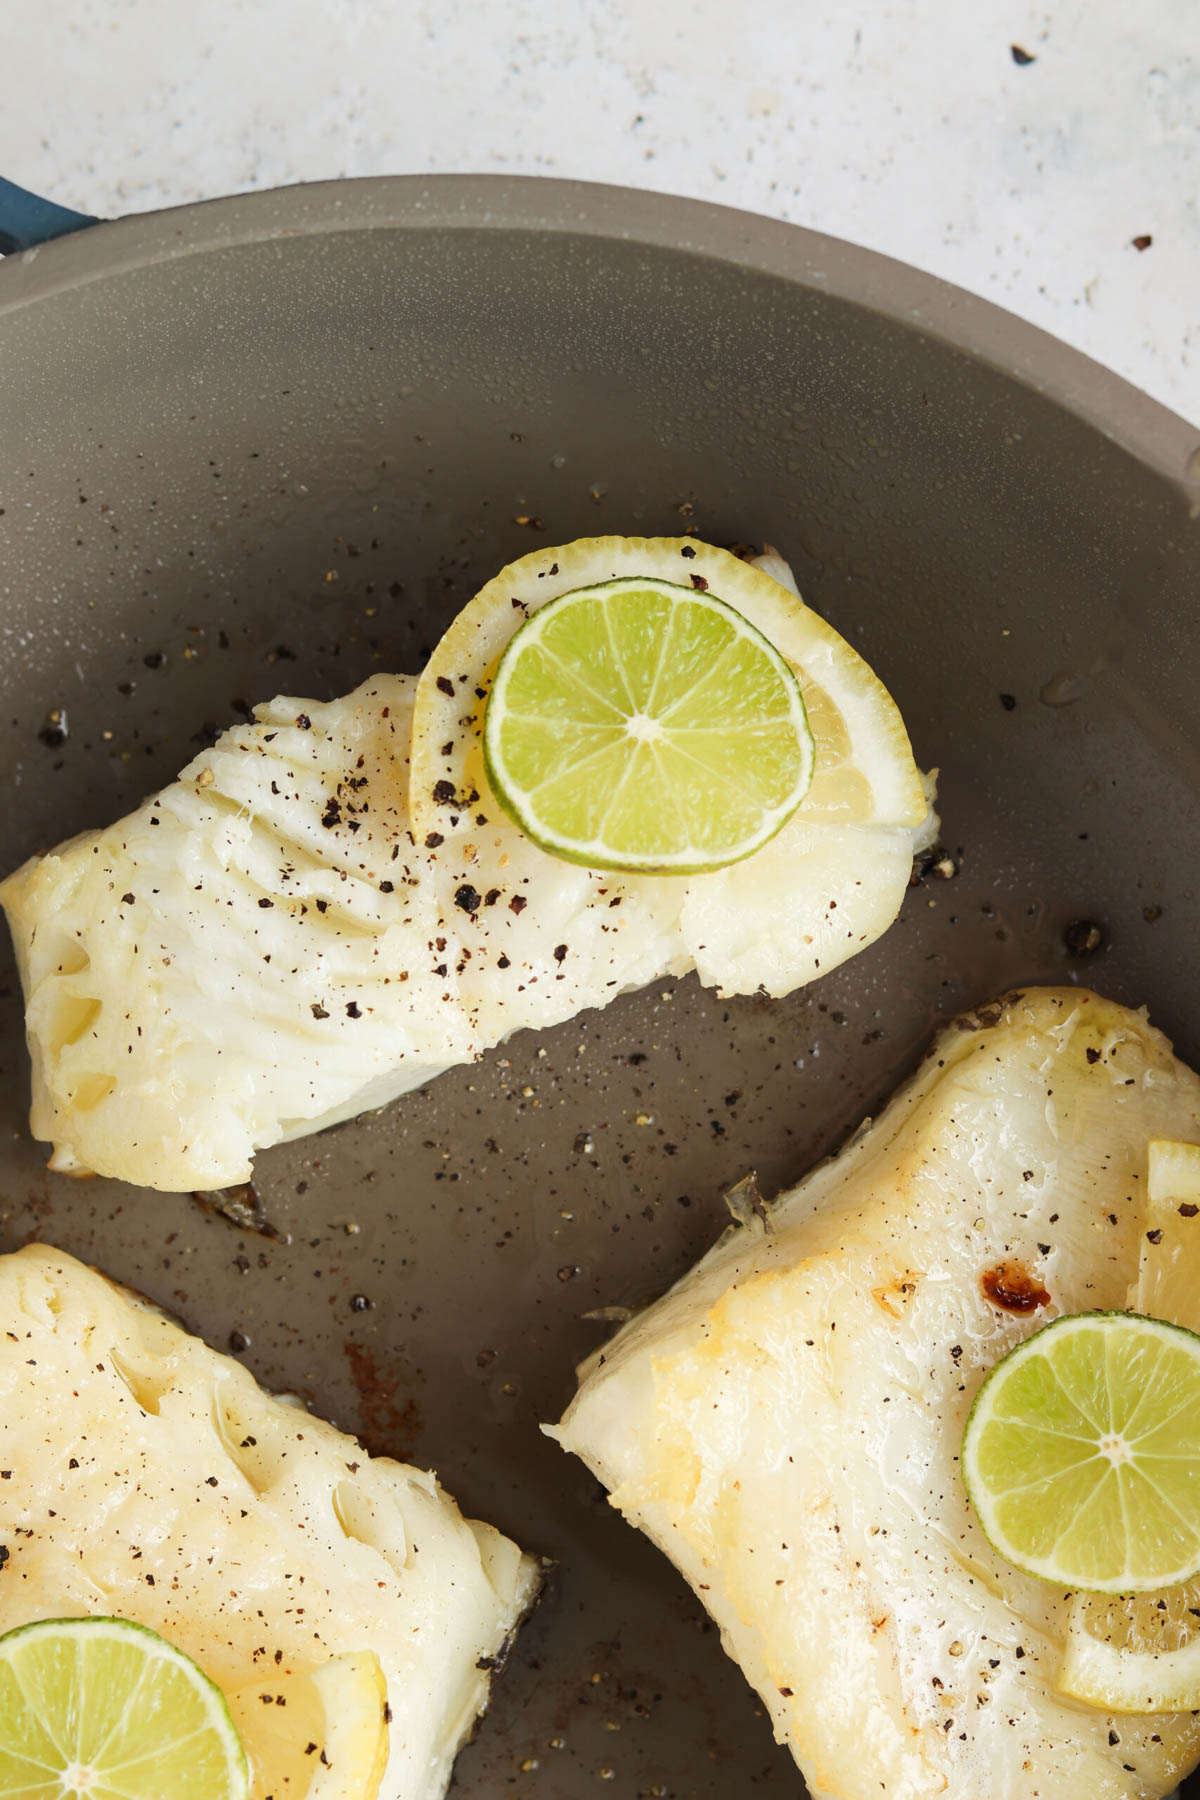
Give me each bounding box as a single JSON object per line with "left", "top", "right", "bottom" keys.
{"left": 1, "top": 173, "right": 1198, "bottom": 1797}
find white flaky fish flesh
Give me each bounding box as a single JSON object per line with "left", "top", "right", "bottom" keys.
{"left": 0, "top": 549, "right": 934, "bottom": 1191}
{"left": 0, "top": 1244, "right": 538, "bottom": 1800}
{"left": 551, "top": 988, "right": 1200, "bottom": 1800}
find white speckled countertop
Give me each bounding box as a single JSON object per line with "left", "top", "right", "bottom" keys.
{"left": 2, "top": 0, "right": 1197, "bottom": 423}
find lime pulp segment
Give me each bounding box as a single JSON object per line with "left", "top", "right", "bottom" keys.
{"left": 962, "top": 1312, "right": 1200, "bottom": 1594}
{"left": 482, "top": 577, "right": 815, "bottom": 873}
{"left": 0, "top": 1616, "right": 247, "bottom": 1800}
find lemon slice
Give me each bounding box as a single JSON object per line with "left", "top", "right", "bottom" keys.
{"left": 1134, "top": 1139, "right": 1200, "bottom": 1331}
{"left": 481, "top": 575, "right": 813, "bottom": 872}
{"left": 0, "top": 1615, "right": 247, "bottom": 1799}
{"left": 410, "top": 536, "right": 927, "bottom": 849}
{"left": 962, "top": 1312, "right": 1200, "bottom": 1594}
{"left": 227, "top": 1652, "right": 389, "bottom": 1800}
{"left": 1057, "top": 1140, "right": 1200, "bottom": 1712}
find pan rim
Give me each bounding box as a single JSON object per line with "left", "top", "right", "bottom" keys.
{"left": 0, "top": 171, "right": 1196, "bottom": 505}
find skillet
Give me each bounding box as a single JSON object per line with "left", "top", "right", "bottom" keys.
{"left": 1, "top": 172, "right": 1198, "bottom": 1797}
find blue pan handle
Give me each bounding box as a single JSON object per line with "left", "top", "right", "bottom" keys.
{"left": 0, "top": 177, "right": 100, "bottom": 254}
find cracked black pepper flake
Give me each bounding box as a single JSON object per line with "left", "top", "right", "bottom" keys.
{"left": 1131, "top": 233, "right": 1153, "bottom": 251}
{"left": 258, "top": 897, "right": 274, "bottom": 909}
{"left": 433, "top": 780, "right": 456, "bottom": 805}
{"left": 311, "top": 1004, "right": 329, "bottom": 1019}
{"left": 1064, "top": 918, "right": 1106, "bottom": 957}
{"left": 680, "top": 544, "right": 697, "bottom": 558}
{"left": 143, "top": 650, "right": 166, "bottom": 669}
{"left": 379, "top": 879, "right": 394, "bottom": 893}
{"left": 1181, "top": 1203, "right": 1199, "bottom": 1218}
{"left": 553, "top": 943, "right": 568, "bottom": 963}
{"left": 229, "top": 1329, "right": 250, "bottom": 1353}
{"left": 1147, "top": 1229, "right": 1164, "bottom": 1244}
{"left": 350, "top": 1293, "right": 372, "bottom": 1313}
{"left": 497, "top": 954, "right": 511, "bottom": 969}
{"left": 690, "top": 572, "right": 709, "bottom": 591}
{"left": 909, "top": 842, "right": 960, "bottom": 886}
{"left": 121, "top": 892, "right": 136, "bottom": 906}
{"left": 1086, "top": 1046, "right": 1101, "bottom": 1064}
{"left": 38, "top": 708, "right": 68, "bottom": 748}
{"left": 1010, "top": 43, "right": 1036, "bottom": 63}
{"left": 425, "top": 831, "right": 444, "bottom": 849}
{"left": 510, "top": 894, "right": 528, "bottom": 913}
{"left": 999, "top": 692, "right": 1017, "bottom": 711}
{"left": 295, "top": 713, "right": 312, "bottom": 729}
{"left": 346, "top": 1001, "right": 362, "bottom": 1019}
{"left": 436, "top": 676, "right": 455, "bottom": 697}
{"left": 455, "top": 883, "right": 483, "bottom": 914}
{"left": 484, "top": 888, "right": 501, "bottom": 906}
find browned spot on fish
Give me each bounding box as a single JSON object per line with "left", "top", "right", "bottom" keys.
{"left": 981, "top": 1260, "right": 1051, "bottom": 1315}
{"left": 871, "top": 1272, "right": 920, "bottom": 1319}
{"left": 344, "top": 1340, "right": 422, "bottom": 1461}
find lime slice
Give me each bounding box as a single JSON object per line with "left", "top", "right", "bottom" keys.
{"left": 480, "top": 576, "right": 814, "bottom": 872}
{"left": 962, "top": 1312, "right": 1200, "bottom": 1594}
{"left": 0, "top": 1616, "right": 247, "bottom": 1799}
{"left": 410, "top": 537, "right": 928, "bottom": 852}
{"left": 1057, "top": 1141, "right": 1200, "bottom": 1711}
{"left": 227, "top": 1651, "right": 389, "bottom": 1799}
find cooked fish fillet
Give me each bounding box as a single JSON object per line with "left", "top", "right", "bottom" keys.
{"left": 551, "top": 989, "right": 1200, "bottom": 1800}
{"left": 1, "top": 678, "right": 476, "bottom": 1191}
{"left": 0, "top": 555, "right": 933, "bottom": 1193}
{"left": 0, "top": 1244, "right": 538, "bottom": 1800}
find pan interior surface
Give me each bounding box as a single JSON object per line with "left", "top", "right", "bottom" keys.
{"left": 1, "top": 194, "right": 1199, "bottom": 1797}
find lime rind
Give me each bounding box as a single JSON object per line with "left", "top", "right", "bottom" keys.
{"left": 0, "top": 1616, "right": 248, "bottom": 1800}
{"left": 962, "top": 1311, "right": 1200, "bottom": 1595}
{"left": 483, "top": 577, "right": 815, "bottom": 874}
